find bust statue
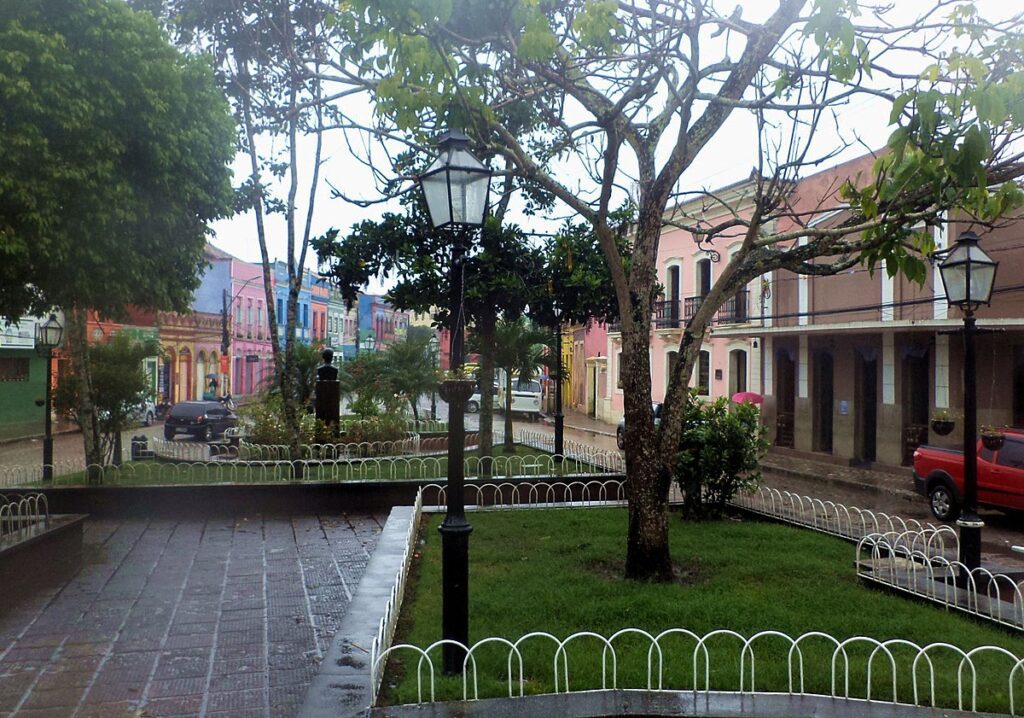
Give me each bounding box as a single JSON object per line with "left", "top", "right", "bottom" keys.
{"left": 316, "top": 347, "right": 339, "bottom": 381}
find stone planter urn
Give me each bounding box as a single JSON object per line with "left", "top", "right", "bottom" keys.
{"left": 438, "top": 379, "right": 476, "bottom": 405}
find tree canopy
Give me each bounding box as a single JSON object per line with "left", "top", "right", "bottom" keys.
{"left": 0, "top": 0, "right": 236, "bottom": 320}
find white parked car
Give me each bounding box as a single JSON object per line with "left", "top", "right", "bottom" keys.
{"left": 497, "top": 379, "right": 543, "bottom": 419}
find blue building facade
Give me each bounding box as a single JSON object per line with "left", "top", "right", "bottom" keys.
{"left": 273, "top": 261, "right": 313, "bottom": 346}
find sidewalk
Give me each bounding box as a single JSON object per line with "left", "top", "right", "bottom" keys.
{"left": 545, "top": 407, "right": 915, "bottom": 500}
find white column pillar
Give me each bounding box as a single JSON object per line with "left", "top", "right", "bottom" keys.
{"left": 933, "top": 218, "right": 949, "bottom": 320}
{"left": 797, "top": 241, "right": 809, "bottom": 326}
{"left": 763, "top": 336, "right": 773, "bottom": 396}
{"left": 798, "top": 335, "right": 809, "bottom": 399}
{"left": 882, "top": 332, "right": 896, "bottom": 405}
{"left": 935, "top": 334, "right": 950, "bottom": 408}
{"left": 880, "top": 259, "right": 894, "bottom": 322}
{"left": 750, "top": 341, "right": 762, "bottom": 394}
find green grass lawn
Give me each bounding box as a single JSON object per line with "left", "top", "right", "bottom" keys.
{"left": 383, "top": 508, "right": 1024, "bottom": 711}
{"left": 36, "top": 445, "right": 606, "bottom": 487}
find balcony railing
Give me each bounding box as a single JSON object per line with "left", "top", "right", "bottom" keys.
{"left": 716, "top": 290, "right": 749, "bottom": 324}
{"left": 653, "top": 300, "right": 682, "bottom": 329}
{"left": 608, "top": 289, "right": 752, "bottom": 334}
{"left": 683, "top": 295, "right": 703, "bottom": 320}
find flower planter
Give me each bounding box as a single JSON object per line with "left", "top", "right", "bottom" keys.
{"left": 930, "top": 419, "right": 955, "bottom": 436}
{"left": 981, "top": 433, "right": 1005, "bottom": 451}
{"left": 438, "top": 379, "right": 476, "bottom": 405}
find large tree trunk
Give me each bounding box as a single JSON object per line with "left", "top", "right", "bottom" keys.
{"left": 67, "top": 308, "right": 104, "bottom": 483}
{"left": 476, "top": 312, "right": 496, "bottom": 479}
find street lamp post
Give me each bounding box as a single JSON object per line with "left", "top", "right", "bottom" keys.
{"left": 418, "top": 130, "right": 492, "bottom": 675}
{"left": 361, "top": 333, "right": 376, "bottom": 353}
{"left": 429, "top": 335, "right": 440, "bottom": 422}
{"left": 938, "top": 230, "right": 998, "bottom": 573}
{"left": 552, "top": 305, "right": 564, "bottom": 461}
{"left": 35, "top": 314, "right": 64, "bottom": 482}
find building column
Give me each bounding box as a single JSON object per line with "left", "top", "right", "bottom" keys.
{"left": 935, "top": 334, "right": 950, "bottom": 409}
{"left": 877, "top": 332, "right": 903, "bottom": 465}
{"left": 794, "top": 335, "right": 812, "bottom": 451}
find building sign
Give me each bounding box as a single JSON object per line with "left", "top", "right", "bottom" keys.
{"left": 246, "top": 354, "right": 260, "bottom": 363}
{"left": 0, "top": 318, "right": 36, "bottom": 349}
{"left": 220, "top": 355, "right": 230, "bottom": 373}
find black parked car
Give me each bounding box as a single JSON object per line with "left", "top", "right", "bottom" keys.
{"left": 163, "top": 401, "right": 237, "bottom": 441}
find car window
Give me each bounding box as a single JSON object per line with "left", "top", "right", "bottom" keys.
{"left": 997, "top": 439, "right": 1024, "bottom": 469}
{"left": 653, "top": 403, "right": 663, "bottom": 419}
{"left": 980, "top": 446, "right": 994, "bottom": 463}
{"left": 169, "top": 403, "right": 199, "bottom": 418}
{"left": 515, "top": 380, "right": 541, "bottom": 393}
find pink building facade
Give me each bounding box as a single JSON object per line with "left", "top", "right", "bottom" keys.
{"left": 228, "top": 259, "right": 274, "bottom": 398}
{"left": 600, "top": 178, "right": 763, "bottom": 424}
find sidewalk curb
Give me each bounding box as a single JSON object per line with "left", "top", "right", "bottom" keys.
{"left": 541, "top": 416, "right": 617, "bottom": 439}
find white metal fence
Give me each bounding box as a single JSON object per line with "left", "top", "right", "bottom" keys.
{"left": 373, "top": 626, "right": 1024, "bottom": 713}
{"left": 0, "top": 493, "right": 49, "bottom": 540}
{"left": 858, "top": 533, "right": 1024, "bottom": 631}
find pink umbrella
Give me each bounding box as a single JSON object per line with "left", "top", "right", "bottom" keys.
{"left": 731, "top": 391, "right": 764, "bottom": 405}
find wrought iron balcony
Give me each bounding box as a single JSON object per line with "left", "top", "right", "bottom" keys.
{"left": 716, "top": 290, "right": 749, "bottom": 324}
{"left": 653, "top": 300, "right": 682, "bottom": 329}
{"left": 684, "top": 295, "right": 704, "bottom": 320}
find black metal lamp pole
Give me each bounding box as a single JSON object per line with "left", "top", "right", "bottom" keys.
{"left": 938, "top": 230, "right": 998, "bottom": 573}
{"left": 959, "top": 310, "right": 982, "bottom": 570}
{"left": 35, "top": 313, "right": 63, "bottom": 483}
{"left": 553, "top": 308, "right": 564, "bottom": 461}
{"left": 418, "top": 130, "right": 492, "bottom": 675}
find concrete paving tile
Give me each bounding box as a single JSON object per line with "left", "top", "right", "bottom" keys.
{"left": 20, "top": 686, "right": 83, "bottom": 710}
{"left": 206, "top": 688, "right": 268, "bottom": 712}
{"left": 76, "top": 700, "right": 141, "bottom": 717}
{"left": 208, "top": 671, "right": 265, "bottom": 693}
{"left": 138, "top": 693, "right": 203, "bottom": 716}
{"left": 147, "top": 677, "right": 208, "bottom": 698}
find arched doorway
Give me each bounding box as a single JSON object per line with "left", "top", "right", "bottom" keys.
{"left": 729, "top": 349, "right": 748, "bottom": 395}
{"left": 196, "top": 351, "right": 207, "bottom": 399}
{"left": 775, "top": 348, "right": 796, "bottom": 447}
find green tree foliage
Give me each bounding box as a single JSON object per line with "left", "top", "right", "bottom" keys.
{"left": 675, "top": 396, "right": 769, "bottom": 520}
{"left": 0, "top": 0, "right": 235, "bottom": 475}
{"left": 54, "top": 335, "right": 160, "bottom": 472}
{"left": 0, "top": 0, "right": 235, "bottom": 319}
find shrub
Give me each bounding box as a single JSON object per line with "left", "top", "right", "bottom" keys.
{"left": 674, "top": 392, "right": 768, "bottom": 520}
{"left": 237, "top": 393, "right": 332, "bottom": 446}
{"left": 340, "top": 414, "right": 408, "bottom": 444}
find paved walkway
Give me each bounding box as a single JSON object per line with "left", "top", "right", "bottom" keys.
{"left": 0, "top": 513, "right": 384, "bottom": 717}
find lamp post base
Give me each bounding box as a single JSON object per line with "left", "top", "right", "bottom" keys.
{"left": 957, "top": 515, "right": 984, "bottom": 573}
{"left": 439, "top": 516, "right": 473, "bottom": 675}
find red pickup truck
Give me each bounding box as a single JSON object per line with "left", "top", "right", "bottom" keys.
{"left": 913, "top": 430, "right": 1024, "bottom": 521}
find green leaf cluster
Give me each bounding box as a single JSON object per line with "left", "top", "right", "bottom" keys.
{"left": 674, "top": 394, "right": 768, "bottom": 520}
{"left": 0, "top": 0, "right": 236, "bottom": 320}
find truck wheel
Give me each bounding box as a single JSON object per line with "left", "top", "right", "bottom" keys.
{"left": 616, "top": 427, "right": 625, "bottom": 450}
{"left": 466, "top": 400, "right": 479, "bottom": 414}
{"left": 928, "top": 483, "right": 961, "bottom": 522}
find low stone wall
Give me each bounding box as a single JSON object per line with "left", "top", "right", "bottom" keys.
{"left": 29, "top": 474, "right": 626, "bottom": 518}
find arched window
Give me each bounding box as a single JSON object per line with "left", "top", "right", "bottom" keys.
{"left": 697, "top": 259, "right": 712, "bottom": 296}
{"left": 729, "top": 349, "right": 748, "bottom": 395}
{"left": 696, "top": 350, "right": 710, "bottom": 396}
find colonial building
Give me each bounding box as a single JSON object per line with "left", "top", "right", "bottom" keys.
{"left": 603, "top": 177, "right": 764, "bottom": 423}
{"left": 0, "top": 316, "right": 50, "bottom": 441}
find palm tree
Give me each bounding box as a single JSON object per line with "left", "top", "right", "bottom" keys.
{"left": 492, "top": 318, "right": 549, "bottom": 452}
{"left": 383, "top": 335, "right": 438, "bottom": 421}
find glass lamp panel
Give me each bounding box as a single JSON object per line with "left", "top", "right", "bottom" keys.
{"left": 448, "top": 147, "right": 487, "bottom": 171}
{"left": 969, "top": 263, "right": 997, "bottom": 304}
{"left": 461, "top": 173, "right": 490, "bottom": 226}
{"left": 420, "top": 169, "right": 452, "bottom": 228}
{"left": 939, "top": 262, "right": 968, "bottom": 305}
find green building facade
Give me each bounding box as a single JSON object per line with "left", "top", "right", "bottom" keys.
{"left": 0, "top": 319, "right": 47, "bottom": 441}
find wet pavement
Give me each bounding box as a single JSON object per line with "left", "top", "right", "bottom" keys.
{"left": 0, "top": 514, "right": 384, "bottom": 717}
